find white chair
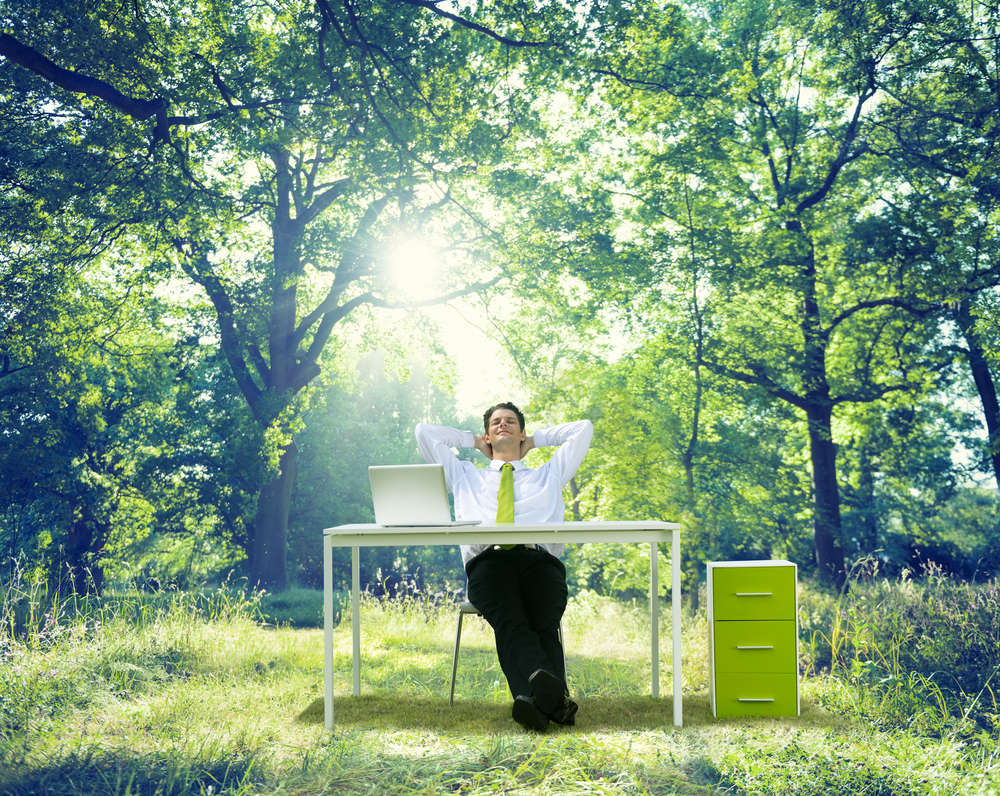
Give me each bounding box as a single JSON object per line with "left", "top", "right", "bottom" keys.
{"left": 449, "top": 600, "right": 566, "bottom": 706}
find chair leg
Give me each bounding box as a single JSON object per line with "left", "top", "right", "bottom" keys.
{"left": 449, "top": 609, "right": 465, "bottom": 706}
{"left": 558, "top": 623, "right": 566, "bottom": 682}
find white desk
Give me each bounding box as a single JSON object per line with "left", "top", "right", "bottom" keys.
{"left": 322, "top": 520, "right": 682, "bottom": 729}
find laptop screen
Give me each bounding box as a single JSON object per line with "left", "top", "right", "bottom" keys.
{"left": 368, "top": 464, "right": 454, "bottom": 525}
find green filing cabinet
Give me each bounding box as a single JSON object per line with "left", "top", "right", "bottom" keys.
{"left": 707, "top": 560, "right": 800, "bottom": 718}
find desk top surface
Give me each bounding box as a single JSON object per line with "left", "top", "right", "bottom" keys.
{"left": 323, "top": 520, "right": 680, "bottom": 543}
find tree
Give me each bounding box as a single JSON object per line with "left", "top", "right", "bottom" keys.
{"left": 836, "top": 389, "right": 980, "bottom": 570}
{"left": 551, "top": 0, "right": 957, "bottom": 587}
{"left": 2, "top": 0, "right": 575, "bottom": 589}
{"left": 1, "top": 3, "right": 189, "bottom": 587}
{"left": 0, "top": 253, "right": 180, "bottom": 591}
{"left": 863, "top": 0, "right": 1000, "bottom": 490}
{"left": 288, "top": 351, "right": 466, "bottom": 591}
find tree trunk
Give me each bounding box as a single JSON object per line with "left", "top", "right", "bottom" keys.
{"left": 243, "top": 148, "right": 304, "bottom": 593}
{"left": 680, "top": 447, "right": 699, "bottom": 614}
{"left": 250, "top": 442, "right": 298, "bottom": 591}
{"left": 805, "top": 402, "right": 846, "bottom": 587}
{"left": 792, "top": 221, "right": 847, "bottom": 587}
{"left": 955, "top": 299, "right": 1000, "bottom": 492}
{"left": 568, "top": 477, "right": 582, "bottom": 521}
{"left": 53, "top": 503, "right": 105, "bottom": 594}
{"left": 681, "top": 203, "right": 704, "bottom": 615}
{"left": 856, "top": 445, "right": 879, "bottom": 553}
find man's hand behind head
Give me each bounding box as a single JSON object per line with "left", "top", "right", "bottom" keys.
{"left": 474, "top": 434, "right": 493, "bottom": 460}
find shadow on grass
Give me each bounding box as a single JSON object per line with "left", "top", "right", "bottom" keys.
{"left": 301, "top": 693, "right": 681, "bottom": 731}
{"left": 298, "top": 692, "right": 840, "bottom": 733}
{"left": 0, "top": 746, "right": 265, "bottom": 796}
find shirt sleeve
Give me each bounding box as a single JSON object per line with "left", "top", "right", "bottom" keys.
{"left": 414, "top": 423, "right": 476, "bottom": 492}
{"left": 532, "top": 419, "right": 593, "bottom": 487}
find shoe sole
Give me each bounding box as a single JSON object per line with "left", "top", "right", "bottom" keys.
{"left": 512, "top": 697, "right": 548, "bottom": 732}
{"left": 529, "top": 669, "right": 564, "bottom": 717}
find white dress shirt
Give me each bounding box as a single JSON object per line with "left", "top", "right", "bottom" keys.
{"left": 414, "top": 419, "right": 593, "bottom": 568}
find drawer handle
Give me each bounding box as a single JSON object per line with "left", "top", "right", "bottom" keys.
{"left": 735, "top": 592, "right": 773, "bottom": 596}
{"left": 736, "top": 645, "right": 774, "bottom": 650}
{"left": 737, "top": 698, "right": 775, "bottom": 703}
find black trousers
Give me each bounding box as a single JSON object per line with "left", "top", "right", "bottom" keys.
{"left": 466, "top": 546, "right": 568, "bottom": 699}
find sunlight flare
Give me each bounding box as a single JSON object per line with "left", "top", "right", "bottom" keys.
{"left": 382, "top": 234, "right": 445, "bottom": 301}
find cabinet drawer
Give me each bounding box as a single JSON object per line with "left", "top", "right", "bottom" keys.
{"left": 714, "top": 673, "right": 797, "bottom": 718}
{"left": 713, "top": 620, "right": 796, "bottom": 673}
{"left": 711, "top": 566, "right": 795, "bottom": 620}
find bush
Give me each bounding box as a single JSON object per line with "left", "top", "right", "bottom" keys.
{"left": 258, "top": 587, "right": 339, "bottom": 628}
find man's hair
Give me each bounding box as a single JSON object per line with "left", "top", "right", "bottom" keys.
{"left": 483, "top": 401, "right": 525, "bottom": 433}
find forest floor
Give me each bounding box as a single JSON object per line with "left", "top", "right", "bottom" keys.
{"left": 1, "top": 582, "right": 998, "bottom": 794}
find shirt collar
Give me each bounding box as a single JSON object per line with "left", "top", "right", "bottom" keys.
{"left": 489, "top": 459, "right": 525, "bottom": 471}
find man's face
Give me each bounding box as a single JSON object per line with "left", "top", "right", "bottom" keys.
{"left": 486, "top": 408, "right": 525, "bottom": 447}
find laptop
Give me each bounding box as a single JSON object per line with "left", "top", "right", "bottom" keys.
{"left": 369, "top": 464, "right": 481, "bottom": 527}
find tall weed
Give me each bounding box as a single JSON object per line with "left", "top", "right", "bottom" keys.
{"left": 0, "top": 564, "right": 266, "bottom": 765}
{"left": 3, "top": 576, "right": 998, "bottom": 793}
{"left": 802, "top": 562, "right": 1000, "bottom": 734}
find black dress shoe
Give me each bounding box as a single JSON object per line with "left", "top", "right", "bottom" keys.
{"left": 528, "top": 669, "right": 564, "bottom": 717}
{"left": 551, "top": 697, "right": 578, "bottom": 726}
{"left": 512, "top": 695, "right": 549, "bottom": 732}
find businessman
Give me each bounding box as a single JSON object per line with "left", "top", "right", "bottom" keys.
{"left": 415, "top": 402, "right": 593, "bottom": 731}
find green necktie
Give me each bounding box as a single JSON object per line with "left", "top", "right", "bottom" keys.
{"left": 496, "top": 462, "right": 514, "bottom": 525}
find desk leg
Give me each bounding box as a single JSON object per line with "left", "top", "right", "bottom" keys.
{"left": 352, "top": 545, "right": 361, "bottom": 697}
{"left": 650, "top": 542, "right": 659, "bottom": 699}
{"left": 672, "top": 529, "right": 683, "bottom": 727}
{"left": 324, "top": 535, "right": 334, "bottom": 730}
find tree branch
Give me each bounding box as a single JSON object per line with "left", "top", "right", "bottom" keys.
{"left": 369, "top": 277, "right": 503, "bottom": 310}
{"left": 700, "top": 358, "right": 808, "bottom": 410}
{"left": 831, "top": 381, "right": 914, "bottom": 406}
{"left": 293, "top": 274, "right": 502, "bottom": 394}
{"left": 825, "top": 296, "right": 936, "bottom": 334}
{"left": 171, "top": 240, "right": 267, "bottom": 415}
{"left": 590, "top": 66, "right": 712, "bottom": 100}
{"left": 795, "top": 72, "right": 876, "bottom": 215}
{"left": 290, "top": 190, "right": 398, "bottom": 349}
{"left": 394, "top": 0, "right": 551, "bottom": 47}
{"left": 294, "top": 177, "right": 354, "bottom": 236}
{"left": 1, "top": 33, "right": 316, "bottom": 143}
{"left": 0, "top": 33, "right": 169, "bottom": 141}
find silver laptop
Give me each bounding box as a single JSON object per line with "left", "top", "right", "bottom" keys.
{"left": 369, "top": 464, "right": 481, "bottom": 527}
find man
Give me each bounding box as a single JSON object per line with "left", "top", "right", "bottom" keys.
{"left": 415, "top": 403, "right": 593, "bottom": 731}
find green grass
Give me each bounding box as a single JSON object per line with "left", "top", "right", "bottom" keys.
{"left": 2, "top": 572, "right": 999, "bottom": 795}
